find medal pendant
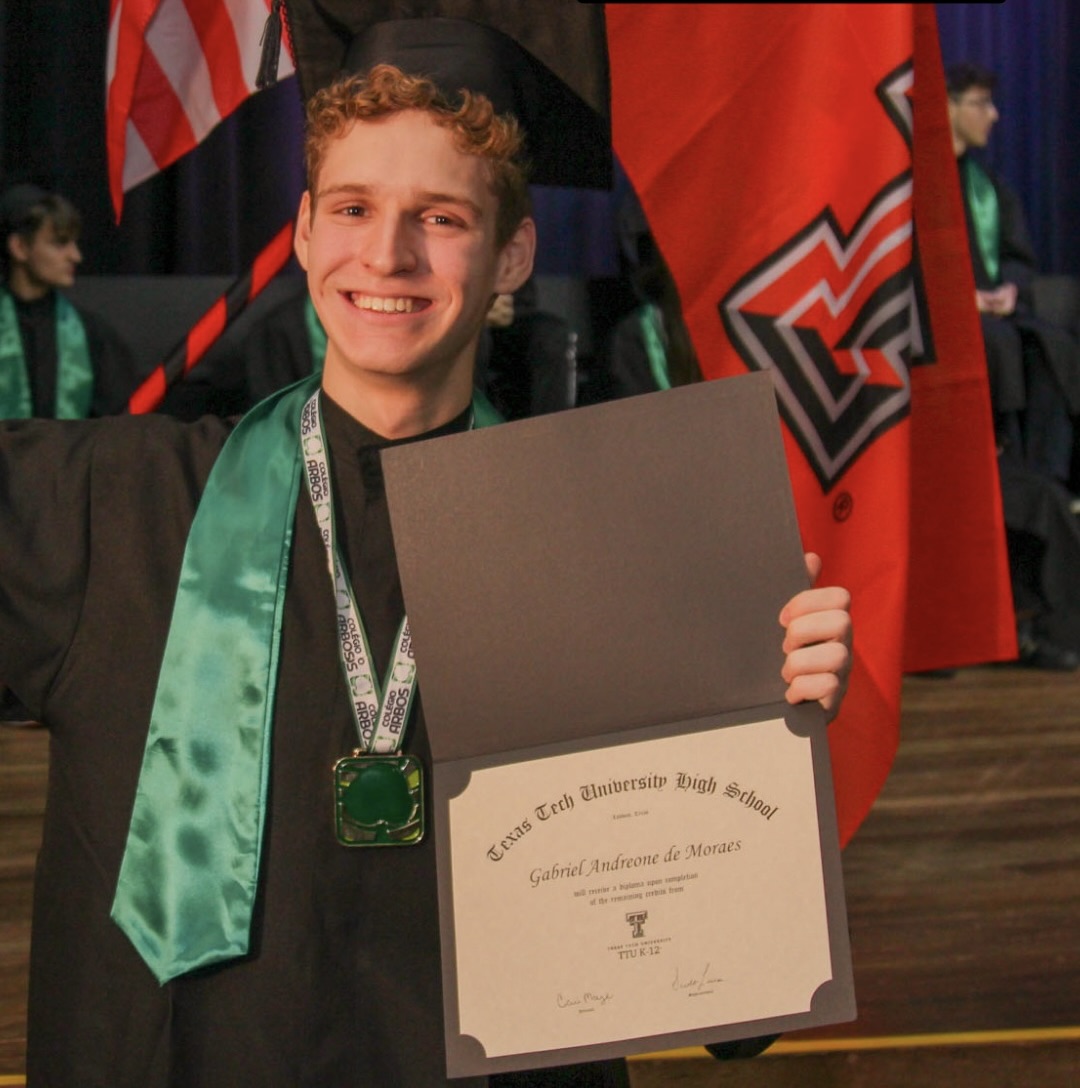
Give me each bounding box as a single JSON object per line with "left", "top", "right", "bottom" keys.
{"left": 333, "top": 752, "right": 424, "bottom": 846}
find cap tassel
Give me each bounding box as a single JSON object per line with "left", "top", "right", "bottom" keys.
{"left": 257, "top": 0, "right": 284, "bottom": 89}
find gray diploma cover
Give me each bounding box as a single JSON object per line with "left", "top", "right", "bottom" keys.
{"left": 382, "top": 373, "right": 855, "bottom": 1077}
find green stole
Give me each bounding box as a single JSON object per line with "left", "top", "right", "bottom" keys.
{"left": 0, "top": 289, "right": 94, "bottom": 418}
{"left": 638, "top": 303, "right": 673, "bottom": 391}
{"left": 962, "top": 157, "right": 1001, "bottom": 283}
{"left": 111, "top": 376, "right": 501, "bottom": 984}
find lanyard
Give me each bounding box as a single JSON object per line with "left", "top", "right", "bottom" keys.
{"left": 300, "top": 391, "right": 417, "bottom": 753}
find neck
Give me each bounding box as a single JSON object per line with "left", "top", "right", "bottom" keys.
{"left": 320, "top": 363, "right": 475, "bottom": 440}
{"left": 6, "top": 270, "right": 51, "bottom": 302}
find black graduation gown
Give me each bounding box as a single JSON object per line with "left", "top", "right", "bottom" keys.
{"left": 9, "top": 290, "right": 140, "bottom": 418}
{"left": 959, "top": 156, "right": 1080, "bottom": 418}
{"left": 0, "top": 401, "right": 627, "bottom": 1088}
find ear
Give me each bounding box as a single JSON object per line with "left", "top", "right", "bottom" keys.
{"left": 493, "top": 218, "right": 536, "bottom": 296}
{"left": 294, "top": 191, "right": 313, "bottom": 270}
{"left": 7, "top": 233, "right": 29, "bottom": 265}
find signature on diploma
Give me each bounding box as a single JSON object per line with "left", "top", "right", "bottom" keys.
{"left": 556, "top": 990, "right": 615, "bottom": 1012}
{"left": 672, "top": 963, "right": 725, "bottom": 996}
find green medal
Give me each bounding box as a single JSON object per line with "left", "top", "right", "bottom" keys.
{"left": 300, "top": 391, "right": 427, "bottom": 847}
{"left": 333, "top": 752, "right": 425, "bottom": 845}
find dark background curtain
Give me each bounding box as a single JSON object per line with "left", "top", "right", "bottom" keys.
{"left": 1, "top": 1, "right": 1077, "bottom": 280}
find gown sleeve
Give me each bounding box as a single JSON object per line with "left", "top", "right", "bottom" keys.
{"left": 0, "top": 419, "right": 96, "bottom": 716}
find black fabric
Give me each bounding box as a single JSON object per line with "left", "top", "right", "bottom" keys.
{"left": 0, "top": 397, "right": 635, "bottom": 1085}
{"left": 8, "top": 290, "right": 139, "bottom": 417}
{"left": 959, "top": 156, "right": 1080, "bottom": 482}
{"left": 474, "top": 311, "right": 576, "bottom": 420}
{"left": 163, "top": 283, "right": 317, "bottom": 420}
{"left": 601, "top": 307, "right": 657, "bottom": 402}
{"left": 998, "top": 453, "right": 1080, "bottom": 653}
{"left": 281, "top": 2, "right": 611, "bottom": 189}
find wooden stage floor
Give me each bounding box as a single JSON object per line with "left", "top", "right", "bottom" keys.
{"left": 2, "top": 665, "right": 1078, "bottom": 1085}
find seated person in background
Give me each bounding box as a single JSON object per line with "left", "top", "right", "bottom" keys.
{"left": 946, "top": 62, "right": 1080, "bottom": 489}
{"left": 474, "top": 274, "right": 578, "bottom": 419}
{"left": 237, "top": 275, "right": 326, "bottom": 408}
{"left": 1, "top": 183, "right": 137, "bottom": 419}
{"left": 602, "top": 223, "right": 701, "bottom": 399}
{"left": 155, "top": 277, "right": 320, "bottom": 421}
{"left": 999, "top": 456, "right": 1080, "bottom": 670}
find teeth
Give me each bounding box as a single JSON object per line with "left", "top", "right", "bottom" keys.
{"left": 352, "top": 294, "right": 416, "bottom": 314}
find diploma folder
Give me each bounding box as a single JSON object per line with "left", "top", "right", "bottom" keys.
{"left": 381, "top": 373, "right": 855, "bottom": 1076}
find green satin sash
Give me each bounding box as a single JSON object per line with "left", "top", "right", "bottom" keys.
{"left": 962, "top": 158, "right": 1001, "bottom": 284}
{"left": 112, "top": 376, "right": 500, "bottom": 984}
{"left": 639, "top": 303, "right": 672, "bottom": 391}
{"left": 0, "top": 289, "right": 94, "bottom": 419}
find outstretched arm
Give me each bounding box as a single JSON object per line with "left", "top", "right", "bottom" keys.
{"left": 779, "top": 552, "right": 852, "bottom": 722}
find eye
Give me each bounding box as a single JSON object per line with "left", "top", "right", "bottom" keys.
{"left": 425, "top": 212, "right": 464, "bottom": 228}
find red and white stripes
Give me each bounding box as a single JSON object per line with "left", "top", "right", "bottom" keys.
{"left": 106, "top": 0, "right": 294, "bottom": 220}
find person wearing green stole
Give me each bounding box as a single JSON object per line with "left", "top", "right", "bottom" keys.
{"left": 946, "top": 62, "right": 1080, "bottom": 670}
{"left": 946, "top": 62, "right": 1080, "bottom": 490}
{"left": 0, "top": 50, "right": 854, "bottom": 1088}
{"left": 0, "top": 183, "right": 137, "bottom": 421}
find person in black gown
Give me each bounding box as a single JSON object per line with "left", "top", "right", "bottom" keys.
{"left": 0, "top": 183, "right": 137, "bottom": 420}
{"left": 0, "top": 55, "right": 853, "bottom": 1088}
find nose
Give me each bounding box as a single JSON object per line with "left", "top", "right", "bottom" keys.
{"left": 67, "top": 241, "right": 83, "bottom": 265}
{"left": 362, "top": 214, "right": 416, "bottom": 277}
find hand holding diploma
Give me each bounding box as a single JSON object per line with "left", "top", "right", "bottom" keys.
{"left": 780, "top": 553, "right": 853, "bottom": 721}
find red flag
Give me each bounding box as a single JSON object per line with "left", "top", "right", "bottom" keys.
{"left": 607, "top": 3, "right": 1014, "bottom": 845}
{"left": 127, "top": 218, "right": 295, "bottom": 413}
{"left": 106, "top": 0, "right": 295, "bottom": 220}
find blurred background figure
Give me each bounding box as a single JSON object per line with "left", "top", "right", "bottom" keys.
{"left": 1, "top": 182, "right": 137, "bottom": 420}
{"left": 474, "top": 275, "right": 578, "bottom": 420}
{"left": 600, "top": 188, "right": 701, "bottom": 400}
{"left": 946, "top": 62, "right": 1080, "bottom": 491}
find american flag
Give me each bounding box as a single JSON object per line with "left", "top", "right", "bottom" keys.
{"left": 106, "top": 0, "right": 294, "bottom": 220}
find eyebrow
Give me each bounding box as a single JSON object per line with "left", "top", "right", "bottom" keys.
{"left": 316, "top": 183, "right": 484, "bottom": 219}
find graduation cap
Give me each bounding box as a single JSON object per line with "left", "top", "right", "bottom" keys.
{"left": 275, "top": 1, "right": 612, "bottom": 190}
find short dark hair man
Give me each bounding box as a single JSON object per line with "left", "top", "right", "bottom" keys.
{"left": 945, "top": 61, "right": 1080, "bottom": 487}
{"left": 1, "top": 183, "right": 136, "bottom": 418}
{"left": 1, "top": 66, "right": 852, "bottom": 1086}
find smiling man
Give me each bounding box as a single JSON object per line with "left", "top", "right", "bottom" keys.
{"left": 295, "top": 70, "right": 535, "bottom": 436}
{"left": 1, "top": 61, "right": 851, "bottom": 1087}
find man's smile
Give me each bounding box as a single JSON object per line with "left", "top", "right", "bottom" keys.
{"left": 345, "top": 293, "right": 430, "bottom": 314}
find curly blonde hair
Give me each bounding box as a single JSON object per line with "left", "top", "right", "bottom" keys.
{"left": 305, "top": 64, "right": 531, "bottom": 248}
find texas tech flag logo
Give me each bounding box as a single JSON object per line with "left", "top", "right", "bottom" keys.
{"left": 719, "top": 62, "right": 922, "bottom": 493}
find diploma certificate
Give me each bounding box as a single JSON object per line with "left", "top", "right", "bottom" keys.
{"left": 382, "top": 375, "right": 856, "bottom": 1076}
{"left": 435, "top": 708, "right": 853, "bottom": 1076}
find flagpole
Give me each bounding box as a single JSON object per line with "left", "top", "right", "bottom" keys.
{"left": 127, "top": 220, "right": 296, "bottom": 415}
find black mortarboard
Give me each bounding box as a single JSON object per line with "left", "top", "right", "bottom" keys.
{"left": 279, "top": 1, "right": 611, "bottom": 189}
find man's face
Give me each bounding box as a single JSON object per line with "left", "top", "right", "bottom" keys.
{"left": 294, "top": 109, "right": 534, "bottom": 396}
{"left": 8, "top": 220, "right": 82, "bottom": 292}
{"left": 949, "top": 85, "right": 999, "bottom": 152}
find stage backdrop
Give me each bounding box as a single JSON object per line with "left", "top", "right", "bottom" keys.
{"left": 1, "top": 1, "right": 1077, "bottom": 280}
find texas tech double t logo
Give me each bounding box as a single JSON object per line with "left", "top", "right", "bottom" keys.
{"left": 719, "top": 62, "right": 924, "bottom": 492}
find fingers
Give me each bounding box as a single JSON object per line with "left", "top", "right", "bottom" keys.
{"left": 780, "top": 561, "right": 853, "bottom": 721}
{"left": 803, "top": 551, "right": 822, "bottom": 585}
{"left": 782, "top": 637, "right": 851, "bottom": 720}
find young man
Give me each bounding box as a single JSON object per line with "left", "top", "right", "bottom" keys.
{"left": 1, "top": 67, "right": 851, "bottom": 1086}
{"left": 0, "top": 184, "right": 136, "bottom": 419}
{"left": 946, "top": 62, "right": 1080, "bottom": 487}
{"left": 947, "top": 62, "right": 1080, "bottom": 669}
